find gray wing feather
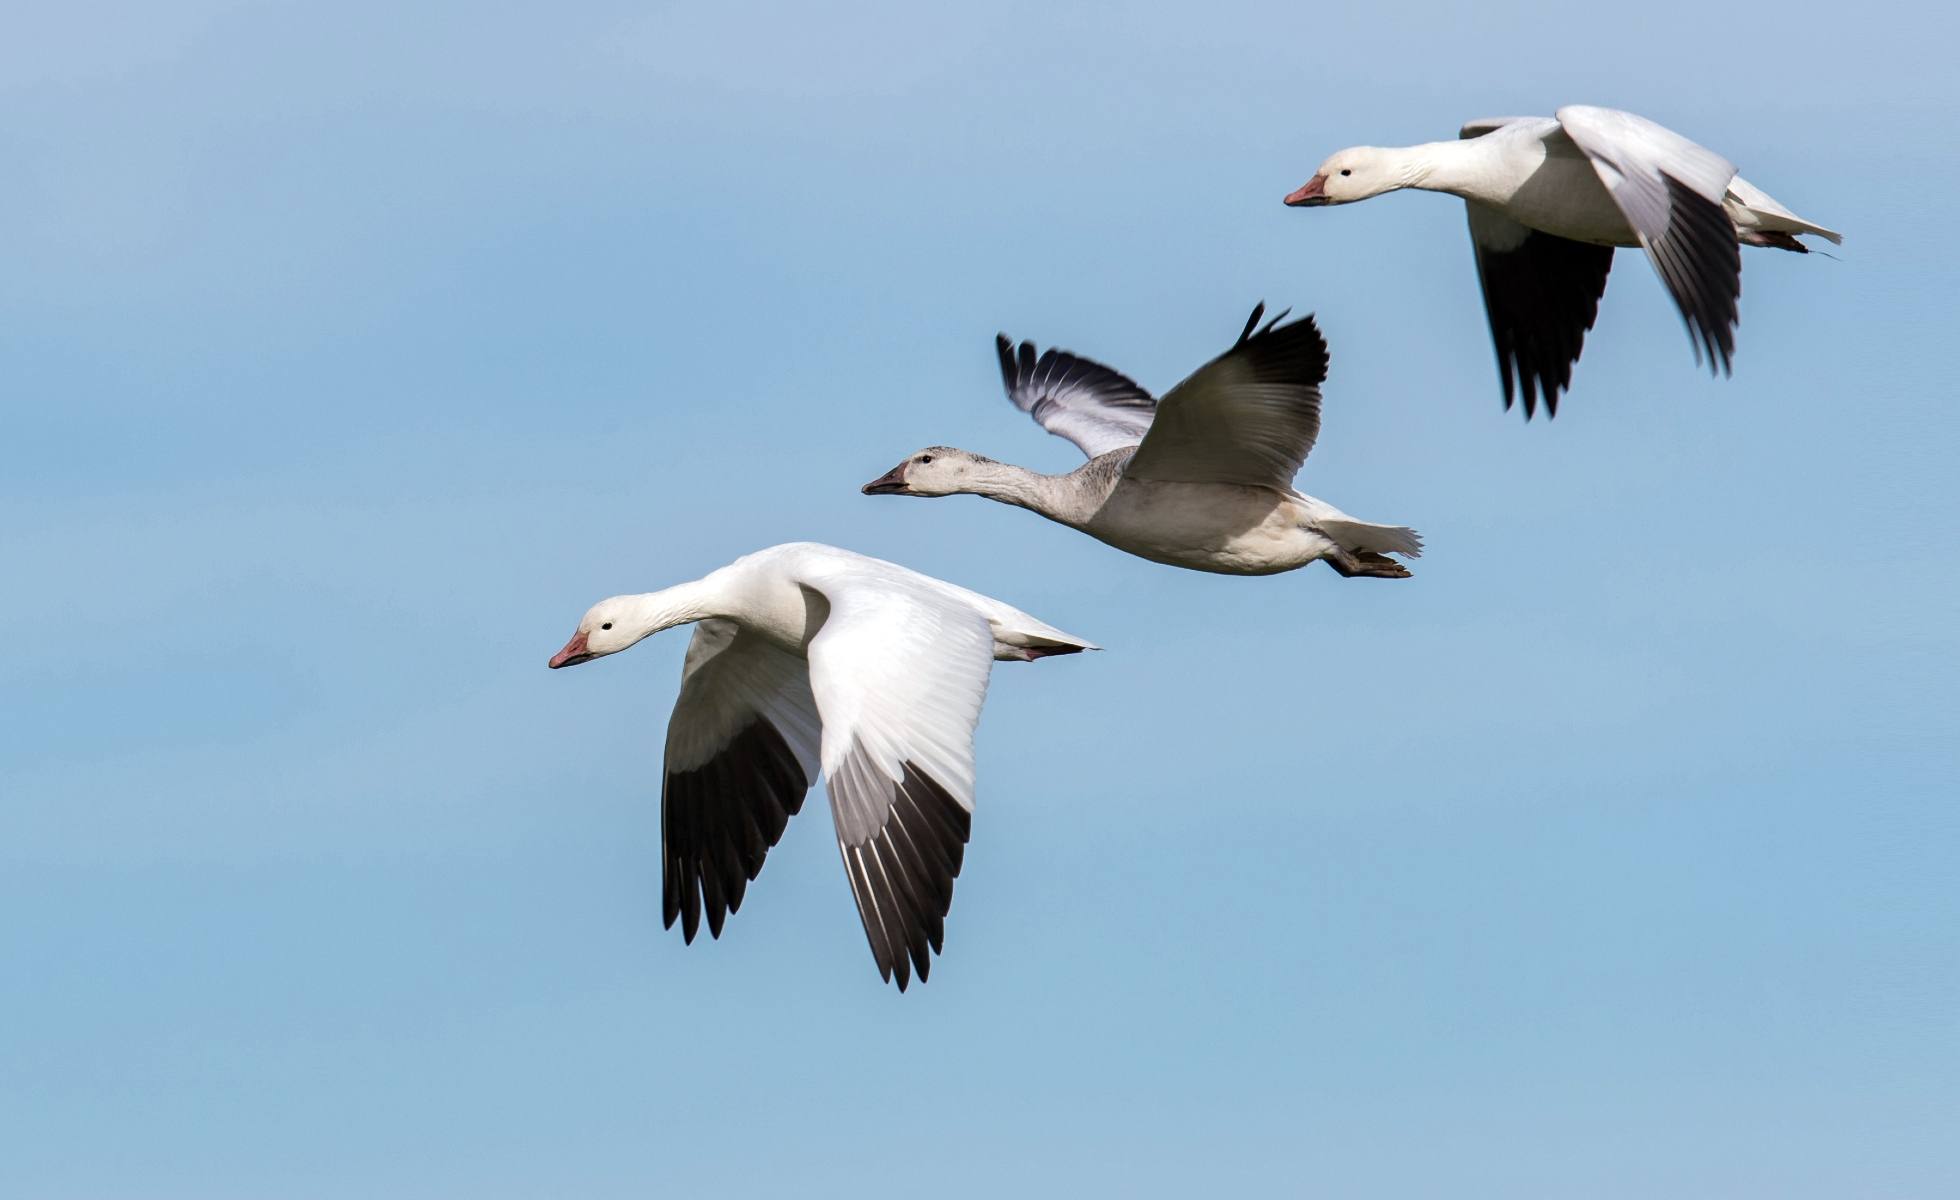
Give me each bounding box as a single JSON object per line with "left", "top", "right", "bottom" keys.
{"left": 995, "top": 334, "right": 1157, "bottom": 460}
{"left": 1122, "top": 304, "right": 1328, "bottom": 489}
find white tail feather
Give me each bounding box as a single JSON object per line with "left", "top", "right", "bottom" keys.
{"left": 1725, "top": 176, "right": 1842, "bottom": 244}
{"left": 1317, "top": 518, "right": 1424, "bottom": 559}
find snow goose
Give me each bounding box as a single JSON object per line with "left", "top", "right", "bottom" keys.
{"left": 545, "top": 542, "right": 1095, "bottom": 990}
{"left": 1285, "top": 105, "right": 1841, "bottom": 416}
{"left": 862, "top": 304, "right": 1421, "bottom": 579}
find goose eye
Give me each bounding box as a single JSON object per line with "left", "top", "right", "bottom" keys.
{"left": 601, "top": 622, "right": 613, "bottom": 630}
{"left": 1340, "top": 168, "right": 1352, "bottom": 177}
{"left": 919, "top": 454, "right": 934, "bottom": 464}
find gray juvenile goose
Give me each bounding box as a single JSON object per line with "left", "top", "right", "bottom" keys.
{"left": 862, "top": 304, "right": 1420, "bottom": 579}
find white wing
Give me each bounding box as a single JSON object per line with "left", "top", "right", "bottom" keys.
{"left": 995, "top": 332, "right": 1157, "bottom": 459}
{"left": 660, "top": 619, "right": 823, "bottom": 943}
{"left": 1556, "top": 105, "right": 1742, "bottom": 373}
{"left": 1459, "top": 116, "right": 1548, "bottom": 140}
{"left": 1122, "top": 304, "right": 1328, "bottom": 489}
{"left": 804, "top": 575, "right": 995, "bottom": 991}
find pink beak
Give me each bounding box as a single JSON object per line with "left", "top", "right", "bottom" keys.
{"left": 1284, "top": 175, "right": 1329, "bottom": 206}
{"left": 547, "top": 631, "right": 592, "bottom": 669}
{"left": 861, "top": 463, "right": 911, "bottom": 495}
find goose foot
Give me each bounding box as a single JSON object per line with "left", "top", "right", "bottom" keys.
{"left": 1325, "top": 548, "right": 1412, "bottom": 580}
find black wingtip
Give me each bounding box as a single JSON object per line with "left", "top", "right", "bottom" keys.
{"left": 1655, "top": 173, "right": 1740, "bottom": 382}
{"left": 836, "top": 757, "right": 972, "bottom": 994}
{"left": 1473, "top": 225, "right": 1611, "bottom": 427}
{"left": 1237, "top": 302, "right": 1267, "bottom": 345}
{"left": 661, "top": 718, "right": 812, "bottom": 955}
{"left": 1234, "top": 301, "right": 1315, "bottom": 346}
{"left": 1219, "top": 302, "right": 1329, "bottom": 392}
{"left": 1507, "top": 379, "right": 1562, "bottom": 420}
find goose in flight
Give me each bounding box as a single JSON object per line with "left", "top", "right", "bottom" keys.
{"left": 1285, "top": 105, "right": 1841, "bottom": 416}
{"left": 545, "top": 542, "right": 1095, "bottom": 990}
{"left": 862, "top": 304, "right": 1421, "bottom": 579}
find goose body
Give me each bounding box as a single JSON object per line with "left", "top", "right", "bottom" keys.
{"left": 1006, "top": 451, "right": 1379, "bottom": 576}
{"left": 1286, "top": 105, "right": 1841, "bottom": 416}
{"left": 545, "top": 541, "right": 1095, "bottom": 990}
{"left": 863, "top": 305, "right": 1421, "bottom": 579}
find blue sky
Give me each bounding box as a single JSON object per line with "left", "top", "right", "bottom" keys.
{"left": 4, "top": 1, "right": 1955, "bottom": 1195}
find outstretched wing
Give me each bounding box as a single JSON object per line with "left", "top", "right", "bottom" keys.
{"left": 660, "top": 619, "right": 823, "bottom": 943}
{"left": 1465, "top": 200, "right": 1615, "bottom": 418}
{"left": 1556, "top": 105, "right": 1741, "bottom": 374}
{"left": 995, "top": 333, "right": 1157, "bottom": 459}
{"left": 803, "top": 577, "right": 995, "bottom": 991}
{"left": 1122, "top": 304, "right": 1328, "bottom": 489}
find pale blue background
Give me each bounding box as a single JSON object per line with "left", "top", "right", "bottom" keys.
{"left": 4, "top": 1, "right": 1955, "bottom": 1195}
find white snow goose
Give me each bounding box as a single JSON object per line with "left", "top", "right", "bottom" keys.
{"left": 1285, "top": 105, "right": 1841, "bottom": 416}
{"left": 862, "top": 304, "right": 1421, "bottom": 579}
{"left": 545, "top": 542, "right": 1095, "bottom": 991}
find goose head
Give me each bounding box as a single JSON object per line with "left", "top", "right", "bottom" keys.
{"left": 1285, "top": 147, "right": 1406, "bottom": 206}
{"left": 861, "top": 447, "right": 985, "bottom": 498}
{"left": 547, "top": 596, "right": 652, "bottom": 669}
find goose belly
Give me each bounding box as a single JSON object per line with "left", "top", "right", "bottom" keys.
{"left": 1085, "top": 482, "right": 1325, "bottom": 575}
{"left": 1497, "top": 156, "right": 1638, "bottom": 247}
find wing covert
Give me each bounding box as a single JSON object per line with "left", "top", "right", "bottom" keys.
{"left": 1123, "top": 304, "right": 1329, "bottom": 489}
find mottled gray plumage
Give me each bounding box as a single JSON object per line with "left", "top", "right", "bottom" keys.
{"left": 864, "top": 306, "right": 1422, "bottom": 578}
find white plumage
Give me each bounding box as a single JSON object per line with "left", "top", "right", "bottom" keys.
{"left": 545, "top": 542, "right": 1095, "bottom": 990}
{"left": 1287, "top": 105, "right": 1841, "bottom": 416}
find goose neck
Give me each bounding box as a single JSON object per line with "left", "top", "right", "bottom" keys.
{"left": 621, "top": 579, "right": 722, "bottom": 640}
{"left": 965, "top": 461, "right": 1074, "bottom": 517}
{"left": 1401, "top": 138, "right": 1494, "bottom": 200}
